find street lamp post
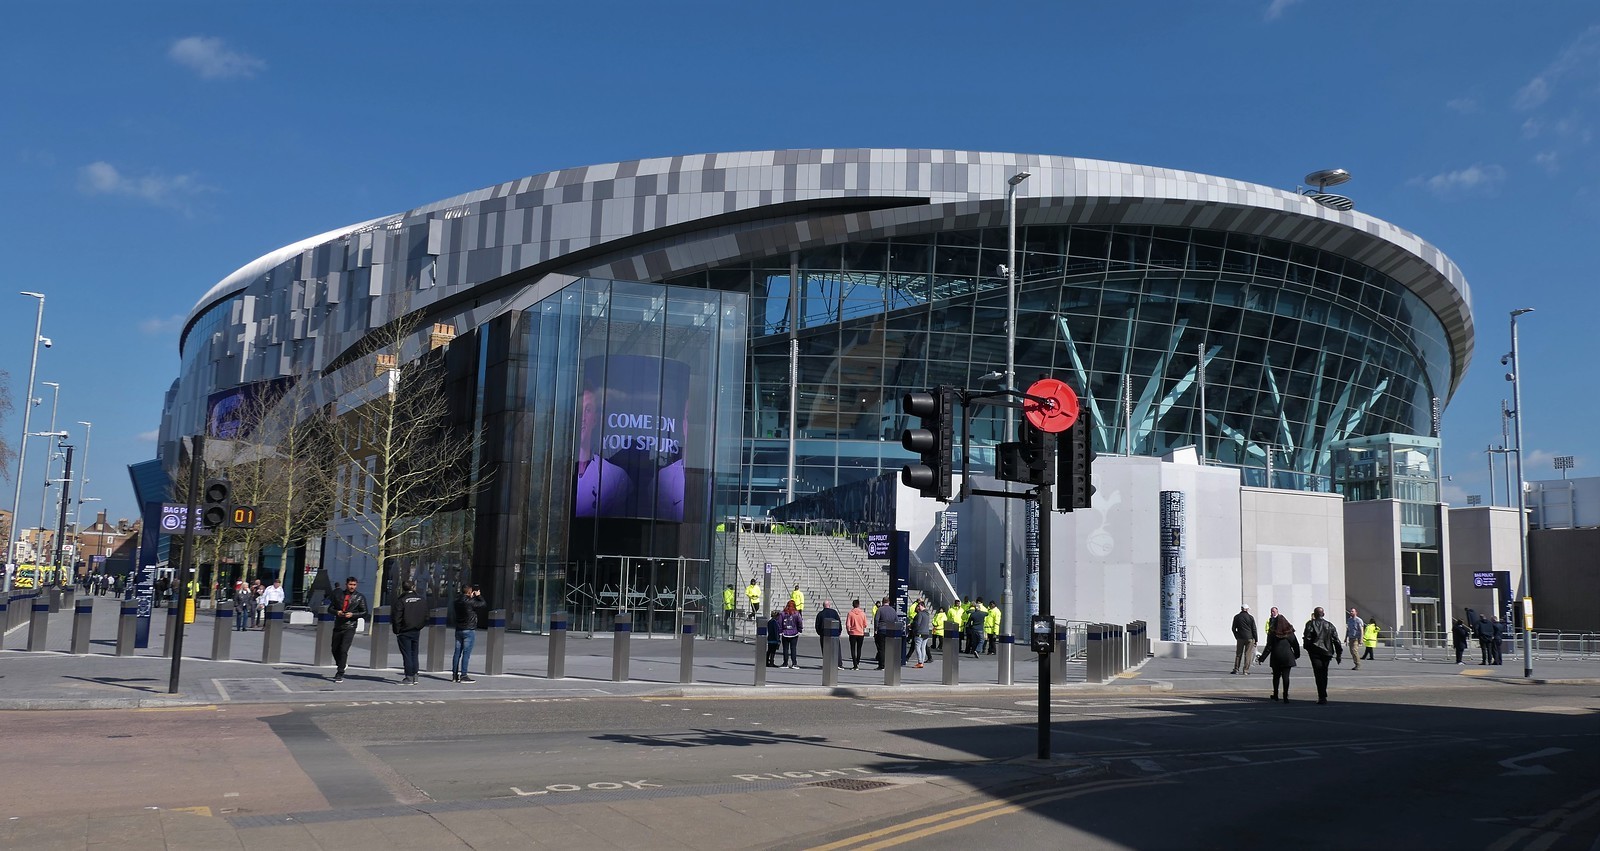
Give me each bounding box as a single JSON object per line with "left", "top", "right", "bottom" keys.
{"left": 1001, "top": 170, "right": 1030, "bottom": 687}
{"left": 74, "top": 421, "right": 93, "bottom": 547}
{"left": 1508, "top": 307, "right": 1534, "bottom": 678}
{"left": 5, "top": 292, "right": 46, "bottom": 591}
{"left": 36, "top": 381, "right": 61, "bottom": 538}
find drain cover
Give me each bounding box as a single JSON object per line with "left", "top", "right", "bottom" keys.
{"left": 807, "top": 778, "right": 893, "bottom": 792}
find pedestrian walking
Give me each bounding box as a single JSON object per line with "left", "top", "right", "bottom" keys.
{"left": 1230, "top": 604, "right": 1257, "bottom": 675}
{"left": 1344, "top": 608, "right": 1364, "bottom": 670}
{"left": 984, "top": 600, "right": 1000, "bottom": 655}
{"left": 790, "top": 585, "right": 805, "bottom": 615}
{"left": 745, "top": 578, "right": 762, "bottom": 620}
{"left": 778, "top": 601, "right": 802, "bottom": 668}
{"left": 845, "top": 599, "right": 868, "bottom": 669}
{"left": 911, "top": 600, "right": 931, "bottom": 667}
{"left": 392, "top": 580, "right": 428, "bottom": 684}
{"left": 1470, "top": 609, "right": 1495, "bottom": 665}
{"left": 1302, "top": 607, "right": 1343, "bottom": 704}
{"left": 815, "top": 600, "right": 842, "bottom": 668}
{"left": 328, "top": 576, "right": 368, "bottom": 683}
{"left": 722, "top": 584, "right": 736, "bottom": 635}
{"left": 259, "top": 580, "right": 285, "bottom": 629}
{"left": 452, "top": 584, "right": 486, "bottom": 683}
{"left": 931, "top": 607, "right": 946, "bottom": 652}
{"left": 232, "top": 581, "right": 253, "bottom": 632}
{"left": 1489, "top": 616, "right": 1505, "bottom": 665}
{"left": 964, "top": 603, "right": 983, "bottom": 658}
{"left": 1451, "top": 617, "right": 1470, "bottom": 665}
{"left": 1258, "top": 614, "right": 1300, "bottom": 701}
{"left": 1361, "top": 620, "right": 1378, "bottom": 661}
{"left": 765, "top": 610, "right": 780, "bottom": 667}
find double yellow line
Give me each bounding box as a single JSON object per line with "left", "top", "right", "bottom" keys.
{"left": 808, "top": 776, "right": 1166, "bottom": 850}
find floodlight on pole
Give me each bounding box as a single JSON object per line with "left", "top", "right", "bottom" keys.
{"left": 1001, "top": 169, "right": 1031, "bottom": 686}
{"left": 5, "top": 292, "right": 47, "bottom": 588}
{"left": 37, "top": 382, "right": 61, "bottom": 533}
{"left": 1507, "top": 307, "right": 1534, "bottom": 678}
{"left": 74, "top": 421, "right": 93, "bottom": 538}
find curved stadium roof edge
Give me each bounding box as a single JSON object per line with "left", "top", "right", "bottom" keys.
{"left": 183, "top": 148, "right": 1474, "bottom": 393}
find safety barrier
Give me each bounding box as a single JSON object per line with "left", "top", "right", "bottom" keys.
{"left": 486, "top": 609, "right": 507, "bottom": 676}
{"left": 753, "top": 620, "right": 767, "bottom": 687}
{"left": 882, "top": 626, "right": 902, "bottom": 687}
{"left": 680, "top": 614, "right": 697, "bottom": 685}
{"left": 942, "top": 622, "right": 960, "bottom": 686}
{"left": 425, "top": 608, "right": 448, "bottom": 673}
{"left": 312, "top": 604, "right": 333, "bottom": 667}
{"left": 116, "top": 599, "right": 137, "bottom": 656}
{"left": 211, "top": 601, "right": 233, "bottom": 661}
{"left": 369, "top": 606, "right": 391, "bottom": 671}
{"left": 548, "top": 612, "right": 568, "bottom": 679}
{"left": 820, "top": 616, "right": 839, "bottom": 687}
{"left": 612, "top": 612, "right": 632, "bottom": 682}
{"left": 261, "top": 603, "right": 284, "bottom": 664}
{"left": 70, "top": 598, "right": 94, "bottom": 655}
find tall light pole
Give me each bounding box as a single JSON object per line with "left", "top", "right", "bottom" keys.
{"left": 5, "top": 291, "right": 46, "bottom": 591}
{"left": 1508, "top": 307, "right": 1534, "bottom": 678}
{"left": 36, "top": 381, "right": 61, "bottom": 533}
{"left": 1001, "top": 169, "right": 1030, "bottom": 686}
{"left": 74, "top": 421, "right": 93, "bottom": 541}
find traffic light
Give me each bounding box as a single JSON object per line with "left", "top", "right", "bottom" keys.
{"left": 1059, "top": 408, "right": 1095, "bottom": 511}
{"left": 997, "top": 422, "right": 1054, "bottom": 486}
{"left": 901, "top": 386, "right": 955, "bottom": 501}
{"left": 200, "top": 478, "right": 232, "bottom": 529}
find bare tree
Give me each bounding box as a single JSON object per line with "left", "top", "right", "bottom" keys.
{"left": 330, "top": 313, "right": 480, "bottom": 609}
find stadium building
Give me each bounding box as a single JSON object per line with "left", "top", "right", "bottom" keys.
{"left": 150, "top": 149, "right": 1481, "bottom": 643}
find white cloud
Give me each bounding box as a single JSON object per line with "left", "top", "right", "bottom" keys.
{"left": 168, "top": 36, "right": 265, "bottom": 80}
{"left": 78, "top": 161, "right": 215, "bottom": 213}
{"left": 1410, "top": 163, "right": 1506, "bottom": 197}
{"left": 137, "top": 430, "right": 160, "bottom": 443}
{"left": 1263, "top": 0, "right": 1303, "bottom": 20}
{"left": 1446, "top": 97, "right": 1479, "bottom": 115}
{"left": 1514, "top": 77, "right": 1550, "bottom": 111}
{"left": 139, "top": 314, "right": 188, "bottom": 335}
{"left": 1534, "top": 150, "right": 1560, "bottom": 173}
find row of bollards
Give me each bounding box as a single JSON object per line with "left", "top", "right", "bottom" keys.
{"left": 7, "top": 592, "right": 1145, "bottom": 688}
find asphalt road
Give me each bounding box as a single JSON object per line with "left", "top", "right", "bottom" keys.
{"left": 3, "top": 682, "right": 1597, "bottom": 850}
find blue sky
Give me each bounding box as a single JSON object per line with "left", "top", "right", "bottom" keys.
{"left": 2, "top": 1, "right": 1598, "bottom": 525}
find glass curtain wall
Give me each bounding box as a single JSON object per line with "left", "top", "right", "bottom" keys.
{"left": 668, "top": 224, "right": 1452, "bottom": 515}
{"left": 512, "top": 278, "right": 745, "bottom": 634}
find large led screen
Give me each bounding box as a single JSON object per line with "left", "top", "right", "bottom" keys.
{"left": 575, "top": 354, "right": 694, "bottom": 522}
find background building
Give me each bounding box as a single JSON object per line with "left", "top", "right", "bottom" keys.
{"left": 151, "top": 149, "right": 1475, "bottom": 639}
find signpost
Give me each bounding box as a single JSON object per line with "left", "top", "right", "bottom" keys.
{"left": 865, "top": 533, "right": 890, "bottom": 560}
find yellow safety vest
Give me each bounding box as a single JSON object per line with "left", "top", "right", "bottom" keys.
{"left": 723, "top": 588, "right": 736, "bottom": 611}
{"left": 746, "top": 584, "right": 761, "bottom": 605}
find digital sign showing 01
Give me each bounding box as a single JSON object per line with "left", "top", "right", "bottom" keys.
{"left": 866, "top": 533, "right": 890, "bottom": 560}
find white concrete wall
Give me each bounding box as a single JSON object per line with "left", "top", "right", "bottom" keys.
{"left": 1446, "top": 505, "right": 1525, "bottom": 617}
{"left": 1242, "top": 487, "right": 1348, "bottom": 635}
{"left": 1342, "top": 499, "right": 1402, "bottom": 631}
{"left": 1527, "top": 477, "right": 1600, "bottom": 529}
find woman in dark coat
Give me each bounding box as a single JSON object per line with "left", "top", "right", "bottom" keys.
{"left": 1258, "top": 614, "right": 1301, "bottom": 702}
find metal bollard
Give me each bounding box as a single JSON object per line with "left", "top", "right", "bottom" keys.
{"left": 943, "top": 623, "right": 960, "bottom": 686}
{"left": 369, "top": 606, "right": 391, "bottom": 671}
{"left": 998, "top": 633, "right": 1014, "bottom": 685}
{"left": 0, "top": 595, "right": 7, "bottom": 651}
{"left": 753, "top": 622, "right": 768, "bottom": 687}
{"left": 62, "top": 587, "right": 75, "bottom": 610}
{"left": 28, "top": 596, "right": 51, "bottom": 651}
{"left": 612, "top": 612, "right": 632, "bottom": 683}
{"left": 116, "top": 599, "right": 138, "bottom": 656}
{"left": 162, "top": 603, "right": 178, "bottom": 657}
{"left": 548, "top": 612, "right": 568, "bottom": 679}
{"left": 485, "top": 609, "right": 506, "bottom": 676}
{"left": 883, "top": 627, "right": 902, "bottom": 686}
{"left": 679, "top": 614, "right": 696, "bottom": 685}
{"left": 209, "top": 601, "right": 232, "bottom": 661}
{"left": 313, "top": 604, "right": 333, "bottom": 667}
{"left": 47, "top": 587, "right": 61, "bottom": 614}
{"left": 261, "top": 603, "right": 285, "bottom": 664}
{"left": 425, "top": 608, "right": 448, "bottom": 673}
{"left": 821, "top": 616, "right": 840, "bottom": 687}
{"left": 71, "top": 598, "right": 93, "bottom": 655}
{"left": 1053, "top": 624, "right": 1070, "bottom": 681}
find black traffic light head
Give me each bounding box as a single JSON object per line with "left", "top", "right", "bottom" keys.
{"left": 1058, "top": 408, "right": 1095, "bottom": 512}
{"left": 900, "top": 386, "right": 955, "bottom": 501}
{"left": 201, "top": 477, "right": 232, "bottom": 529}
{"left": 997, "top": 422, "right": 1054, "bottom": 486}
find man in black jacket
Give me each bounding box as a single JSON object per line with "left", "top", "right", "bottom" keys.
{"left": 328, "top": 576, "right": 369, "bottom": 683}
{"left": 1302, "top": 606, "right": 1343, "bottom": 704}
{"left": 392, "top": 580, "right": 428, "bottom": 685}
{"left": 452, "top": 584, "right": 486, "bottom": 683}
{"left": 1230, "top": 604, "right": 1257, "bottom": 675}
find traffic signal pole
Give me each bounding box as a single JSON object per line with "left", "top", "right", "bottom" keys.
{"left": 169, "top": 434, "right": 203, "bottom": 695}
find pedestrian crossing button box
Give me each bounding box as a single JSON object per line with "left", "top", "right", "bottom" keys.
{"left": 1031, "top": 615, "right": 1054, "bottom": 654}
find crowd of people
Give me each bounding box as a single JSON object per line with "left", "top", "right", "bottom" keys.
{"left": 755, "top": 590, "right": 1003, "bottom": 671}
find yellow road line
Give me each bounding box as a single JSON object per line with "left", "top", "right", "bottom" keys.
{"left": 808, "top": 777, "right": 1164, "bottom": 851}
